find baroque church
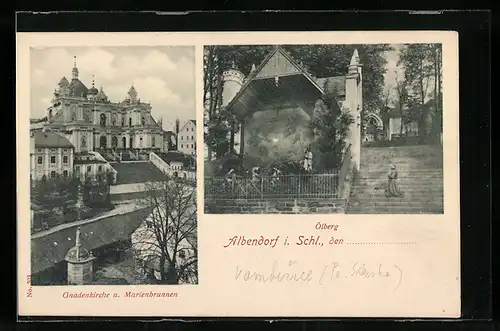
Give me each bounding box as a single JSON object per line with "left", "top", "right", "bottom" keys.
{"left": 31, "top": 57, "right": 165, "bottom": 158}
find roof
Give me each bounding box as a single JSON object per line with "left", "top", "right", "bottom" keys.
{"left": 157, "top": 151, "right": 194, "bottom": 164}
{"left": 163, "top": 130, "right": 175, "bottom": 138}
{"left": 31, "top": 206, "right": 153, "bottom": 274}
{"left": 74, "top": 159, "right": 107, "bottom": 165}
{"left": 226, "top": 47, "right": 325, "bottom": 114}
{"left": 315, "top": 76, "right": 346, "bottom": 97}
{"left": 180, "top": 120, "right": 196, "bottom": 131}
{"left": 34, "top": 132, "right": 74, "bottom": 149}
{"left": 68, "top": 78, "right": 88, "bottom": 98}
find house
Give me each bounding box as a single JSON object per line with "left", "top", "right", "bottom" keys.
{"left": 30, "top": 131, "right": 75, "bottom": 180}
{"left": 177, "top": 120, "right": 196, "bottom": 156}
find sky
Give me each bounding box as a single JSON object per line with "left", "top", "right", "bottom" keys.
{"left": 382, "top": 44, "right": 405, "bottom": 106}
{"left": 30, "top": 46, "right": 195, "bottom": 131}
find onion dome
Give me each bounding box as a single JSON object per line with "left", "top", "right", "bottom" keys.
{"left": 88, "top": 76, "right": 98, "bottom": 96}
{"left": 59, "top": 76, "right": 69, "bottom": 87}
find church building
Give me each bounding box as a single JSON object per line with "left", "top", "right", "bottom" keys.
{"left": 31, "top": 57, "right": 166, "bottom": 161}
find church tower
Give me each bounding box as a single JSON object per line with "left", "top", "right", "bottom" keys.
{"left": 65, "top": 185, "right": 96, "bottom": 285}
{"left": 72, "top": 56, "right": 79, "bottom": 80}
{"left": 345, "top": 49, "right": 363, "bottom": 171}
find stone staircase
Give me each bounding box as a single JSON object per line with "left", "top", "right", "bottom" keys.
{"left": 346, "top": 145, "right": 444, "bottom": 214}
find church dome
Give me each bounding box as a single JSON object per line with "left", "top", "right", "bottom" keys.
{"left": 88, "top": 86, "right": 99, "bottom": 95}
{"left": 68, "top": 79, "right": 88, "bottom": 98}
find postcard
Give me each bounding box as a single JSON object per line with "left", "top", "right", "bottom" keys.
{"left": 17, "top": 31, "right": 460, "bottom": 317}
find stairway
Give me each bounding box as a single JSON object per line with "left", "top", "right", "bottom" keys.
{"left": 346, "top": 145, "right": 444, "bottom": 214}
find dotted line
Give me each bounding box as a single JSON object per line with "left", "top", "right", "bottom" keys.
{"left": 346, "top": 242, "right": 418, "bottom": 245}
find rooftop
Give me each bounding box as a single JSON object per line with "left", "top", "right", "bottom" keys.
{"left": 31, "top": 204, "right": 152, "bottom": 274}
{"left": 34, "top": 132, "right": 74, "bottom": 149}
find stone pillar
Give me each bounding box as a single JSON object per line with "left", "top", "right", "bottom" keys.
{"left": 345, "top": 49, "right": 362, "bottom": 171}
{"left": 239, "top": 120, "right": 245, "bottom": 157}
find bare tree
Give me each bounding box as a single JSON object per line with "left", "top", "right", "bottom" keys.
{"left": 132, "top": 177, "right": 198, "bottom": 284}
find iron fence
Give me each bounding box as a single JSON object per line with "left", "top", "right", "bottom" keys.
{"left": 204, "top": 172, "right": 339, "bottom": 200}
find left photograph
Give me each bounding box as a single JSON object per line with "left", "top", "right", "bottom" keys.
{"left": 29, "top": 46, "right": 198, "bottom": 285}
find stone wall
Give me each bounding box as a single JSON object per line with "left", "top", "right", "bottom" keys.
{"left": 205, "top": 198, "right": 345, "bottom": 214}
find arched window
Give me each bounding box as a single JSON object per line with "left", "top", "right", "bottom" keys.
{"left": 152, "top": 137, "right": 155, "bottom": 147}
{"left": 129, "top": 137, "right": 133, "bottom": 148}
{"left": 129, "top": 118, "right": 132, "bottom": 126}
{"left": 121, "top": 116, "right": 125, "bottom": 126}
{"left": 111, "top": 136, "right": 118, "bottom": 148}
{"left": 122, "top": 137, "right": 127, "bottom": 148}
{"left": 100, "top": 114, "right": 106, "bottom": 127}
{"left": 111, "top": 114, "right": 117, "bottom": 126}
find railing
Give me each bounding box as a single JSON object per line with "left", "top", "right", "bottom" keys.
{"left": 149, "top": 152, "right": 170, "bottom": 175}
{"left": 205, "top": 172, "right": 339, "bottom": 201}
{"left": 337, "top": 143, "right": 352, "bottom": 199}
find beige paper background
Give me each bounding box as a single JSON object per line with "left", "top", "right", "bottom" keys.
{"left": 17, "top": 31, "right": 460, "bottom": 317}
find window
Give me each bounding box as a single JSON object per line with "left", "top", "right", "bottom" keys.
{"left": 87, "top": 166, "right": 91, "bottom": 172}
{"left": 72, "top": 112, "right": 76, "bottom": 121}
{"left": 37, "top": 149, "right": 42, "bottom": 152}
{"left": 98, "top": 165, "right": 103, "bottom": 171}
{"left": 139, "top": 137, "right": 143, "bottom": 147}
{"left": 50, "top": 171, "right": 56, "bottom": 178}
{"left": 76, "top": 166, "right": 80, "bottom": 172}
{"left": 191, "top": 136, "right": 194, "bottom": 140}
{"left": 129, "top": 118, "right": 132, "bottom": 126}
{"left": 191, "top": 127, "right": 194, "bottom": 131}
{"left": 181, "top": 144, "right": 183, "bottom": 148}
{"left": 37, "top": 156, "right": 43, "bottom": 164}
{"left": 191, "top": 144, "right": 194, "bottom": 148}
{"left": 63, "top": 156, "right": 68, "bottom": 164}
{"left": 63, "top": 170, "right": 68, "bottom": 178}
{"left": 152, "top": 137, "right": 156, "bottom": 147}
{"left": 141, "top": 117, "right": 146, "bottom": 125}
{"left": 181, "top": 136, "right": 183, "bottom": 140}
{"left": 50, "top": 156, "right": 56, "bottom": 164}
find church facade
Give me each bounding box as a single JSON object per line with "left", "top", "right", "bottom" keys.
{"left": 31, "top": 58, "right": 165, "bottom": 157}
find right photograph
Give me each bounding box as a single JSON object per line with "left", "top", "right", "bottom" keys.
{"left": 203, "top": 44, "right": 444, "bottom": 215}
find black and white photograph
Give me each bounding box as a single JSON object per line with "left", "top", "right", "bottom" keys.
{"left": 29, "top": 46, "right": 198, "bottom": 285}
{"left": 204, "top": 44, "right": 444, "bottom": 214}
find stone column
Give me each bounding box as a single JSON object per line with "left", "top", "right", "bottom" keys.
{"left": 239, "top": 120, "right": 245, "bottom": 157}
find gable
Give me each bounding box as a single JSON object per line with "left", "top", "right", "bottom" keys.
{"left": 255, "top": 49, "right": 303, "bottom": 79}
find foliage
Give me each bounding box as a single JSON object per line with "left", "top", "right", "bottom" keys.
{"left": 309, "top": 87, "right": 355, "bottom": 171}
{"left": 133, "top": 178, "right": 198, "bottom": 285}
{"left": 398, "top": 43, "right": 442, "bottom": 140}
